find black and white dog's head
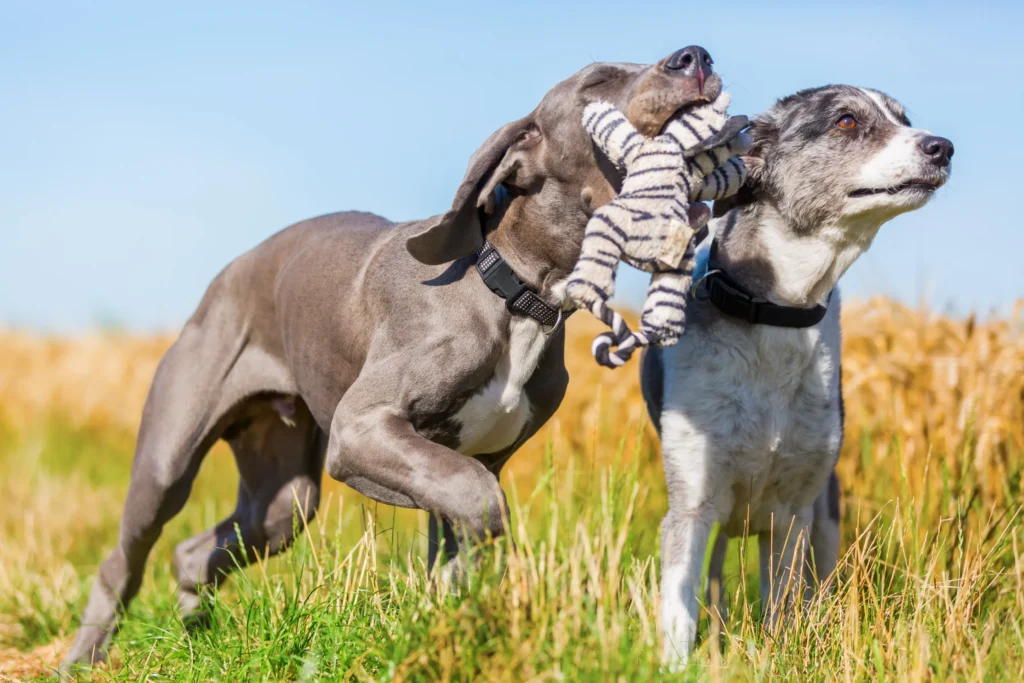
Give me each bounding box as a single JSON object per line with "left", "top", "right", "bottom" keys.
{"left": 720, "top": 85, "right": 953, "bottom": 237}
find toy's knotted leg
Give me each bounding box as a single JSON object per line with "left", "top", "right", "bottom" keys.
{"left": 599, "top": 249, "right": 702, "bottom": 362}
{"left": 568, "top": 199, "right": 644, "bottom": 369}
{"left": 587, "top": 299, "right": 648, "bottom": 368}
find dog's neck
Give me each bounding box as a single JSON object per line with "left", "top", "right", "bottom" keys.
{"left": 483, "top": 196, "right": 583, "bottom": 305}
{"left": 714, "top": 199, "right": 885, "bottom": 308}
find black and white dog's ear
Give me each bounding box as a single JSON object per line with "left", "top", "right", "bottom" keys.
{"left": 742, "top": 116, "right": 777, "bottom": 188}
{"left": 407, "top": 117, "right": 539, "bottom": 265}
{"left": 712, "top": 115, "right": 777, "bottom": 218}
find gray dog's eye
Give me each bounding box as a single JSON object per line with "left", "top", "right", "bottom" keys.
{"left": 836, "top": 114, "right": 857, "bottom": 130}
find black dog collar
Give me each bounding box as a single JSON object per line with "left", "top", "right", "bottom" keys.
{"left": 476, "top": 240, "right": 565, "bottom": 327}
{"left": 474, "top": 184, "right": 568, "bottom": 328}
{"left": 700, "top": 238, "right": 830, "bottom": 328}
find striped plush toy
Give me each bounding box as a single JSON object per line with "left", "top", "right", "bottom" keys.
{"left": 566, "top": 93, "right": 750, "bottom": 368}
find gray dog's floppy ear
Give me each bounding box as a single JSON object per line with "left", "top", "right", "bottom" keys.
{"left": 407, "top": 117, "right": 537, "bottom": 265}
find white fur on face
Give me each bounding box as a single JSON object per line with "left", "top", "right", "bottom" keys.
{"left": 848, "top": 88, "right": 949, "bottom": 216}
{"left": 862, "top": 89, "right": 904, "bottom": 126}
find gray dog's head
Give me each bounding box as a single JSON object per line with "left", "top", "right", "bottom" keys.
{"left": 718, "top": 85, "right": 953, "bottom": 237}
{"left": 407, "top": 46, "right": 721, "bottom": 277}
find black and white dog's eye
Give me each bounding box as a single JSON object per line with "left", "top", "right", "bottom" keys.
{"left": 836, "top": 114, "right": 857, "bottom": 130}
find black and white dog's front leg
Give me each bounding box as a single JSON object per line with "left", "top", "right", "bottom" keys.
{"left": 660, "top": 507, "right": 714, "bottom": 669}
{"left": 658, "top": 421, "right": 728, "bottom": 670}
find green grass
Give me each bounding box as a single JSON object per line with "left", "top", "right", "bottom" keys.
{"left": 1, "top": 420, "right": 1023, "bottom": 682}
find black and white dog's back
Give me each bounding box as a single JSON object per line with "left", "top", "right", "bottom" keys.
{"left": 642, "top": 85, "right": 953, "bottom": 667}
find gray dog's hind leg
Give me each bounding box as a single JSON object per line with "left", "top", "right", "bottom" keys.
{"left": 172, "top": 483, "right": 254, "bottom": 623}
{"left": 61, "top": 323, "right": 240, "bottom": 670}
{"left": 173, "top": 399, "right": 325, "bottom": 620}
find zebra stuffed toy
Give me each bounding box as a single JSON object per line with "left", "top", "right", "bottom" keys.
{"left": 566, "top": 93, "right": 750, "bottom": 368}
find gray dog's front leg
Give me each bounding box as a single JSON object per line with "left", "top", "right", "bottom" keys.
{"left": 324, "top": 390, "right": 510, "bottom": 548}
{"left": 427, "top": 514, "right": 461, "bottom": 573}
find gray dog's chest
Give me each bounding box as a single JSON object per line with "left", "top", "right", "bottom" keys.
{"left": 453, "top": 352, "right": 533, "bottom": 455}
{"left": 660, "top": 309, "right": 843, "bottom": 531}
{"left": 449, "top": 317, "right": 549, "bottom": 456}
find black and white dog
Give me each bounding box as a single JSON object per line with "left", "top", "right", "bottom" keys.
{"left": 640, "top": 85, "right": 953, "bottom": 666}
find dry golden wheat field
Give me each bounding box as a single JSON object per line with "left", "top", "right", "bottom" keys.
{"left": 1, "top": 298, "right": 1023, "bottom": 681}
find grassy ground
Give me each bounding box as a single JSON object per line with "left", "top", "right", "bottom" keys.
{"left": 1, "top": 300, "right": 1022, "bottom": 681}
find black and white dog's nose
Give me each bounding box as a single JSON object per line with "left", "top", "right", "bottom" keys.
{"left": 919, "top": 135, "right": 954, "bottom": 167}
{"left": 665, "top": 45, "right": 714, "bottom": 78}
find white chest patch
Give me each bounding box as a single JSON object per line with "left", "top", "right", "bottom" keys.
{"left": 454, "top": 317, "right": 546, "bottom": 456}
{"left": 659, "top": 298, "right": 844, "bottom": 532}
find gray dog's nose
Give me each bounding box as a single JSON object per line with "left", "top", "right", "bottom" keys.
{"left": 665, "top": 45, "right": 714, "bottom": 79}
{"left": 919, "top": 135, "right": 954, "bottom": 167}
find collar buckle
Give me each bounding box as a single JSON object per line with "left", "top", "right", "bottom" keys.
{"left": 479, "top": 254, "right": 529, "bottom": 312}
{"left": 475, "top": 240, "right": 568, "bottom": 328}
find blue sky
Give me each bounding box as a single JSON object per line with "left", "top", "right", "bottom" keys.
{"left": 1, "top": 1, "right": 1021, "bottom": 331}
